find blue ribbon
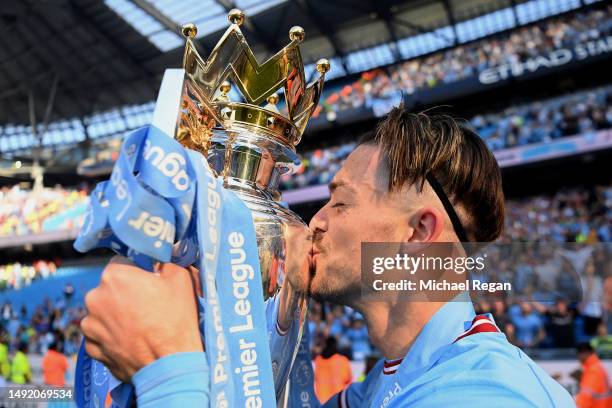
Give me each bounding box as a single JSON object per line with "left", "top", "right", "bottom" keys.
{"left": 287, "top": 320, "right": 318, "bottom": 407}
{"left": 74, "top": 125, "right": 275, "bottom": 407}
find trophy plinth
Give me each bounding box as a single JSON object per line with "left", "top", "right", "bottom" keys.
{"left": 152, "top": 9, "right": 330, "bottom": 402}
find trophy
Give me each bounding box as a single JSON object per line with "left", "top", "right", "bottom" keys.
{"left": 150, "top": 8, "right": 330, "bottom": 402}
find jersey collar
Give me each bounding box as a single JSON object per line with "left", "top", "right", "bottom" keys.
{"left": 396, "top": 293, "right": 476, "bottom": 378}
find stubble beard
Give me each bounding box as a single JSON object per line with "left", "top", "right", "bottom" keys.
{"left": 309, "top": 265, "right": 362, "bottom": 307}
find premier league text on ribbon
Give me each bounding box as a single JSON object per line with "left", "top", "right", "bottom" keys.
{"left": 196, "top": 148, "right": 275, "bottom": 408}
{"left": 202, "top": 167, "right": 228, "bottom": 392}
{"left": 227, "top": 231, "right": 265, "bottom": 405}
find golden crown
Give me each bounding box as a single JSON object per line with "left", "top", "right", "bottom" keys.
{"left": 175, "top": 8, "right": 330, "bottom": 153}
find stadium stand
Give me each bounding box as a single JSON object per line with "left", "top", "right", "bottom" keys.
{"left": 282, "top": 84, "right": 612, "bottom": 190}
{"left": 0, "top": 184, "right": 90, "bottom": 238}
{"left": 0, "top": 260, "right": 57, "bottom": 291}
{"left": 313, "top": 5, "right": 612, "bottom": 119}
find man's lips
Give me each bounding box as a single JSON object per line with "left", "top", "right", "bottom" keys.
{"left": 308, "top": 247, "right": 320, "bottom": 276}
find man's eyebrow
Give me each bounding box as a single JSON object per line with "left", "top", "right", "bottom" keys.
{"left": 328, "top": 180, "right": 356, "bottom": 194}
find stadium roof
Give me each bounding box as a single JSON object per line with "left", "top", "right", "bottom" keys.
{"left": 1, "top": 0, "right": 585, "bottom": 126}
{"left": 0, "top": 0, "right": 596, "bottom": 163}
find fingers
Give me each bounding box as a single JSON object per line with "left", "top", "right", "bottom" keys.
{"left": 82, "top": 337, "right": 130, "bottom": 382}
{"left": 82, "top": 298, "right": 135, "bottom": 382}
{"left": 158, "top": 263, "right": 201, "bottom": 314}
{"left": 82, "top": 334, "right": 105, "bottom": 362}
{"left": 84, "top": 285, "right": 116, "bottom": 333}
{"left": 81, "top": 316, "right": 114, "bottom": 368}
{"left": 100, "top": 257, "right": 154, "bottom": 290}
{"left": 80, "top": 310, "right": 111, "bottom": 344}
{"left": 158, "top": 263, "right": 200, "bottom": 295}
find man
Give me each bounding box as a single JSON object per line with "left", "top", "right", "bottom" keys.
{"left": 511, "top": 302, "right": 546, "bottom": 348}
{"left": 0, "top": 331, "right": 10, "bottom": 380}
{"left": 314, "top": 336, "right": 352, "bottom": 403}
{"left": 42, "top": 340, "right": 69, "bottom": 387}
{"left": 10, "top": 342, "right": 31, "bottom": 385}
{"left": 590, "top": 323, "right": 612, "bottom": 359}
{"left": 575, "top": 343, "right": 611, "bottom": 408}
{"left": 546, "top": 298, "right": 576, "bottom": 348}
{"left": 604, "top": 276, "right": 612, "bottom": 333}
{"left": 82, "top": 108, "right": 574, "bottom": 406}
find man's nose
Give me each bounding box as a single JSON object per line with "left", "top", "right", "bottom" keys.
{"left": 309, "top": 206, "right": 328, "bottom": 233}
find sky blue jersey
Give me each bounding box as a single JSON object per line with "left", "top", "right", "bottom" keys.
{"left": 131, "top": 300, "right": 575, "bottom": 407}
{"left": 324, "top": 300, "right": 575, "bottom": 408}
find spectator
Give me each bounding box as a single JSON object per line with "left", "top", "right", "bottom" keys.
{"left": 41, "top": 340, "right": 69, "bottom": 387}
{"left": 345, "top": 318, "right": 371, "bottom": 361}
{"left": 575, "top": 342, "right": 611, "bottom": 408}
{"left": 314, "top": 336, "right": 352, "bottom": 404}
{"left": 590, "top": 323, "right": 612, "bottom": 360}
{"left": 546, "top": 298, "right": 576, "bottom": 348}
{"left": 579, "top": 256, "right": 604, "bottom": 336}
{"left": 10, "top": 342, "right": 31, "bottom": 384}
{"left": 0, "top": 332, "right": 9, "bottom": 379}
{"left": 63, "top": 282, "right": 75, "bottom": 305}
{"left": 604, "top": 276, "right": 612, "bottom": 333}
{"left": 6, "top": 312, "right": 19, "bottom": 341}
{"left": 511, "top": 303, "right": 545, "bottom": 348}
{"left": 326, "top": 305, "right": 349, "bottom": 339}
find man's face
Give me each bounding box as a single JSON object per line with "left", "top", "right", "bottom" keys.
{"left": 520, "top": 302, "right": 532, "bottom": 316}
{"left": 308, "top": 144, "right": 417, "bottom": 304}
{"left": 555, "top": 299, "right": 568, "bottom": 314}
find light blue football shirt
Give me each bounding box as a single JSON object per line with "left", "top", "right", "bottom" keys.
{"left": 324, "top": 300, "right": 575, "bottom": 408}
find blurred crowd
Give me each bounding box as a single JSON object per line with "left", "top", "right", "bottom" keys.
{"left": 282, "top": 85, "right": 612, "bottom": 190}
{"left": 0, "top": 283, "right": 82, "bottom": 385}
{"left": 0, "top": 184, "right": 90, "bottom": 238}
{"left": 504, "top": 185, "right": 612, "bottom": 243}
{"left": 472, "top": 85, "right": 612, "bottom": 151}
{"left": 314, "top": 6, "right": 612, "bottom": 119}
{"left": 0, "top": 260, "right": 58, "bottom": 291}
{"left": 0, "top": 283, "right": 82, "bottom": 356}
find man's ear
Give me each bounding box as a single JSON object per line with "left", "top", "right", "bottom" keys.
{"left": 406, "top": 207, "right": 445, "bottom": 243}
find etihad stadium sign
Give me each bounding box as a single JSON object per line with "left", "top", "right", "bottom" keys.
{"left": 479, "top": 36, "right": 612, "bottom": 84}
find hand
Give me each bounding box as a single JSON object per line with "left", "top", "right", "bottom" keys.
{"left": 82, "top": 256, "right": 203, "bottom": 381}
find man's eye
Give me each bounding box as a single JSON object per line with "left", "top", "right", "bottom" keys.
{"left": 331, "top": 202, "right": 345, "bottom": 208}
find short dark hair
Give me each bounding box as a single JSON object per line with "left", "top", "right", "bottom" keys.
{"left": 360, "top": 106, "right": 505, "bottom": 242}
{"left": 577, "top": 342, "right": 594, "bottom": 354}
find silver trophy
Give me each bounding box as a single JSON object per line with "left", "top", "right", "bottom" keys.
{"left": 150, "top": 8, "right": 329, "bottom": 403}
